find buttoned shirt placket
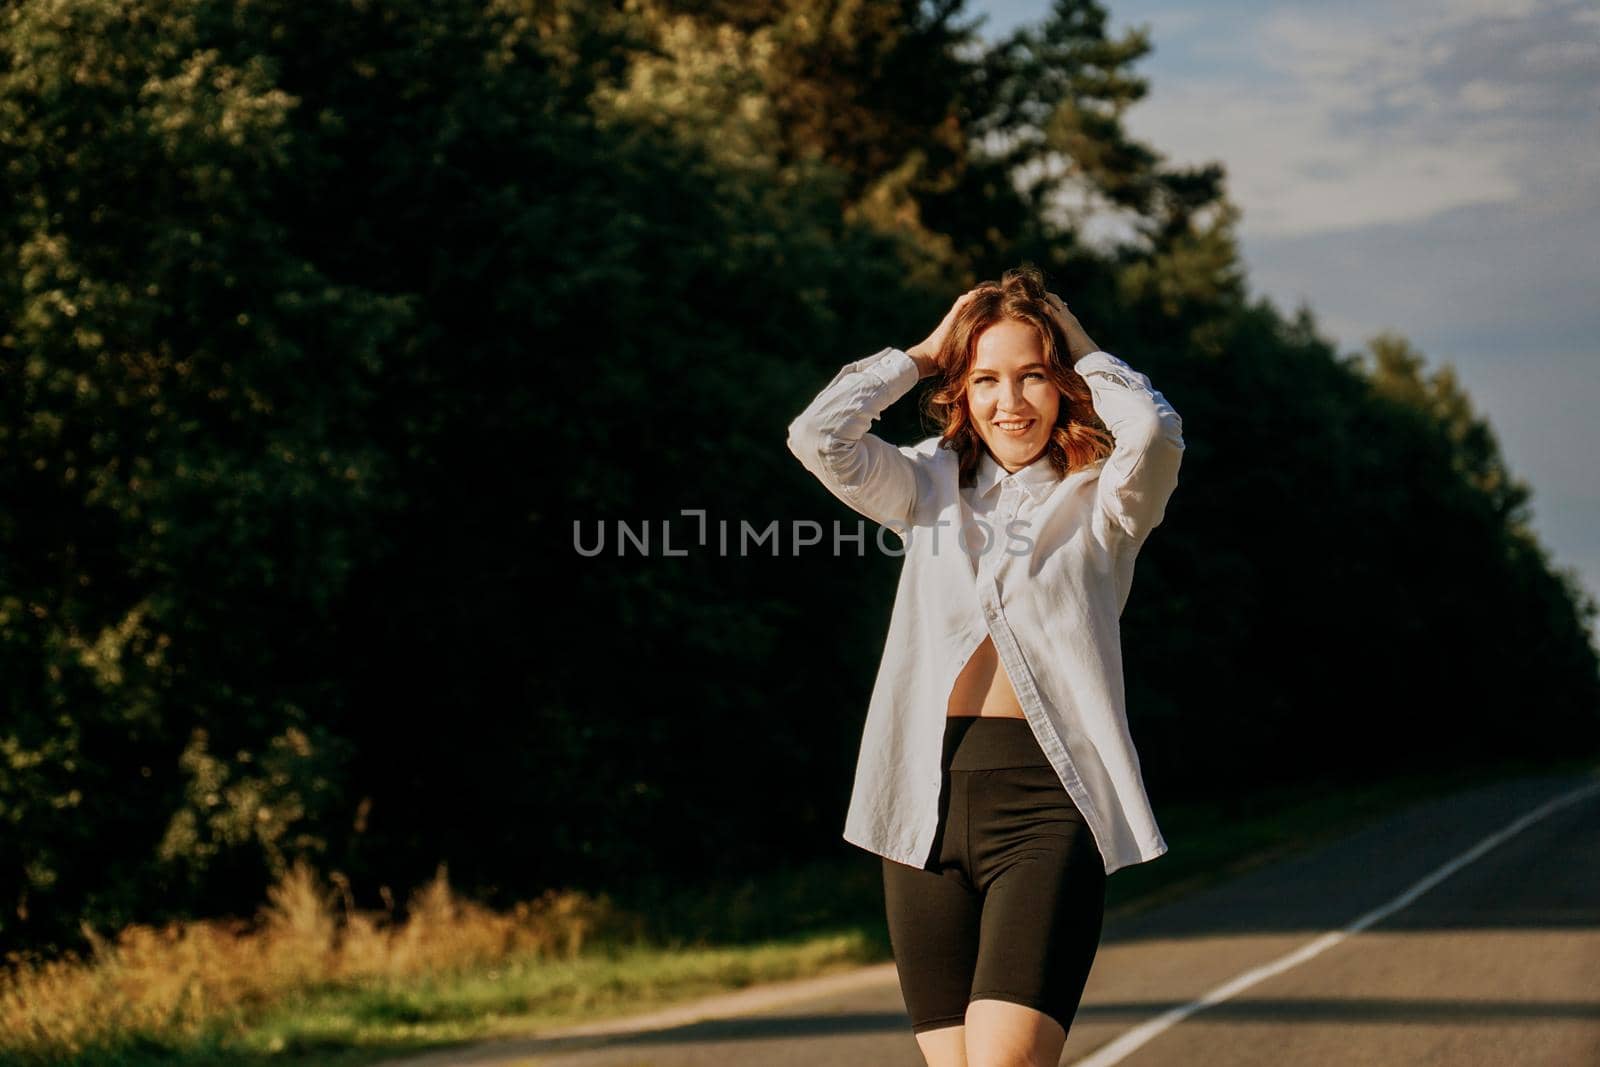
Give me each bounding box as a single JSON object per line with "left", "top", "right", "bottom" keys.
{"left": 967, "top": 475, "right": 1105, "bottom": 835}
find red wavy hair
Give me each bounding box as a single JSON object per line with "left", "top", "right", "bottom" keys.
{"left": 919, "top": 265, "right": 1114, "bottom": 489}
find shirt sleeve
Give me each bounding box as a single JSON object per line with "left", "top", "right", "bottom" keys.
{"left": 786, "top": 346, "right": 924, "bottom": 537}
{"left": 1075, "top": 350, "right": 1185, "bottom": 542}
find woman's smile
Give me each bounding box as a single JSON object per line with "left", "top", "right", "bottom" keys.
{"left": 964, "top": 321, "right": 1062, "bottom": 466}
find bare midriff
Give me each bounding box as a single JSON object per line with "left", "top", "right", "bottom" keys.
{"left": 945, "top": 634, "right": 1027, "bottom": 718}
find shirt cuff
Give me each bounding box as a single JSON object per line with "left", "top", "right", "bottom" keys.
{"left": 1072, "top": 350, "right": 1123, "bottom": 372}
{"left": 871, "top": 346, "right": 922, "bottom": 390}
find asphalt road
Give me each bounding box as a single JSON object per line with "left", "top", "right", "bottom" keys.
{"left": 380, "top": 766, "right": 1600, "bottom": 1067}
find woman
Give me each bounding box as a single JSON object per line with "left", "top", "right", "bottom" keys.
{"left": 785, "top": 265, "right": 1185, "bottom": 1067}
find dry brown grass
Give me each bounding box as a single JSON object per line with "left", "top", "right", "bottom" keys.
{"left": 0, "top": 859, "right": 642, "bottom": 1060}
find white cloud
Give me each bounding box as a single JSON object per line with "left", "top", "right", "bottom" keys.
{"left": 1459, "top": 78, "right": 1514, "bottom": 111}
{"left": 1123, "top": 78, "right": 1524, "bottom": 237}
{"left": 1121, "top": 1, "right": 1600, "bottom": 240}
{"left": 977, "top": 0, "right": 1600, "bottom": 613}
{"left": 1130, "top": 8, "right": 1206, "bottom": 37}
{"left": 1519, "top": 38, "right": 1600, "bottom": 69}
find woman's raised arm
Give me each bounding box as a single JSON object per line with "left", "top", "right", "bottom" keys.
{"left": 1076, "top": 350, "right": 1185, "bottom": 542}
{"left": 785, "top": 346, "right": 926, "bottom": 536}
{"left": 1043, "top": 292, "right": 1184, "bottom": 543}
{"left": 785, "top": 290, "right": 977, "bottom": 537}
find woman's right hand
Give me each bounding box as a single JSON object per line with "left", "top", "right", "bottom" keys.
{"left": 905, "top": 289, "right": 980, "bottom": 378}
{"left": 1044, "top": 291, "right": 1098, "bottom": 365}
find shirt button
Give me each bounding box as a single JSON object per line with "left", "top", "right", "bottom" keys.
{"left": 986, "top": 607, "right": 999, "bottom": 620}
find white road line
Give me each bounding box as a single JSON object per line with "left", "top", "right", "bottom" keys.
{"left": 1070, "top": 774, "right": 1600, "bottom": 1067}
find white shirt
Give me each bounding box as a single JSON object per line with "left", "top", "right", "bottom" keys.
{"left": 785, "top": 345, "right": 1185, "bottom": 875}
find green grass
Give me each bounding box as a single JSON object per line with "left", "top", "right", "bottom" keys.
{"left": 18, "top": 932, "right": 882, "bottom": 1067}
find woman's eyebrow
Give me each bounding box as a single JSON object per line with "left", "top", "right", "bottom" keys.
{"left": 972, "top": 362, "right": 1047, "bottom": 374}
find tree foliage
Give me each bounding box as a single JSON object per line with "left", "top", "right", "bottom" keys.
{"left": 2, "top": 0, "right": 1595, "bottom": 958}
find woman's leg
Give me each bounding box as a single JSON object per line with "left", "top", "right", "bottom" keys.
{"left": 882, "top": 738, "right": 982, "bottom": 1067}
{"left": 965, "top": 824, "right": 1105, "bottom": 1065}
{"left": 882, "top": 853, "right": 981, "bottom": 1067}
{"left": 956, "top": 725, "right": 1107, "bottom": 1066}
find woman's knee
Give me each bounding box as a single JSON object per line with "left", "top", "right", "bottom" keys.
{"left": 913, "top": 1021, "right": 968, "bottom": 1067}
{"left": 963, "top": 997, "right": 1066, "bottom": 1067}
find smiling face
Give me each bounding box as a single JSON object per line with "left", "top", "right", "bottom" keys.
{"left": 966, "top": 318, "right": 1062, "bottom": 473}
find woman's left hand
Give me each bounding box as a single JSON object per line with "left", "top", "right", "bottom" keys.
{"left": 1044, "top": 292, "right": 1098, "bottom": 364}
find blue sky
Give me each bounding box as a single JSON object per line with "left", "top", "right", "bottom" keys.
{"left": 965, "top": 0, "right": 1600, "bottom": 624}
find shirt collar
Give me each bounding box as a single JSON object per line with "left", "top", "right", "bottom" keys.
{"left": 973, "top": 447, "right": 1063, "bottom": 502}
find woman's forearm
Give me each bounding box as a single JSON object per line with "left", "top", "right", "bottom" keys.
{"left": 786, "top": 347, "right": 925, "bottom": 534}
{"left": 904, "top": 344, "right": 941, "bottom": 379}
{"left": 1064, "top": 327, "right": 1099, "bottom": 366}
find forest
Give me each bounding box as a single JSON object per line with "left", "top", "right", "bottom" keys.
{"left": 3, "top": 0, "right": 1597, "bottom": 969}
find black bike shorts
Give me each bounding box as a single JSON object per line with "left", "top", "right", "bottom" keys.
{"left": 881, "top": 715, "right": 1107, "bottom": 1037}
